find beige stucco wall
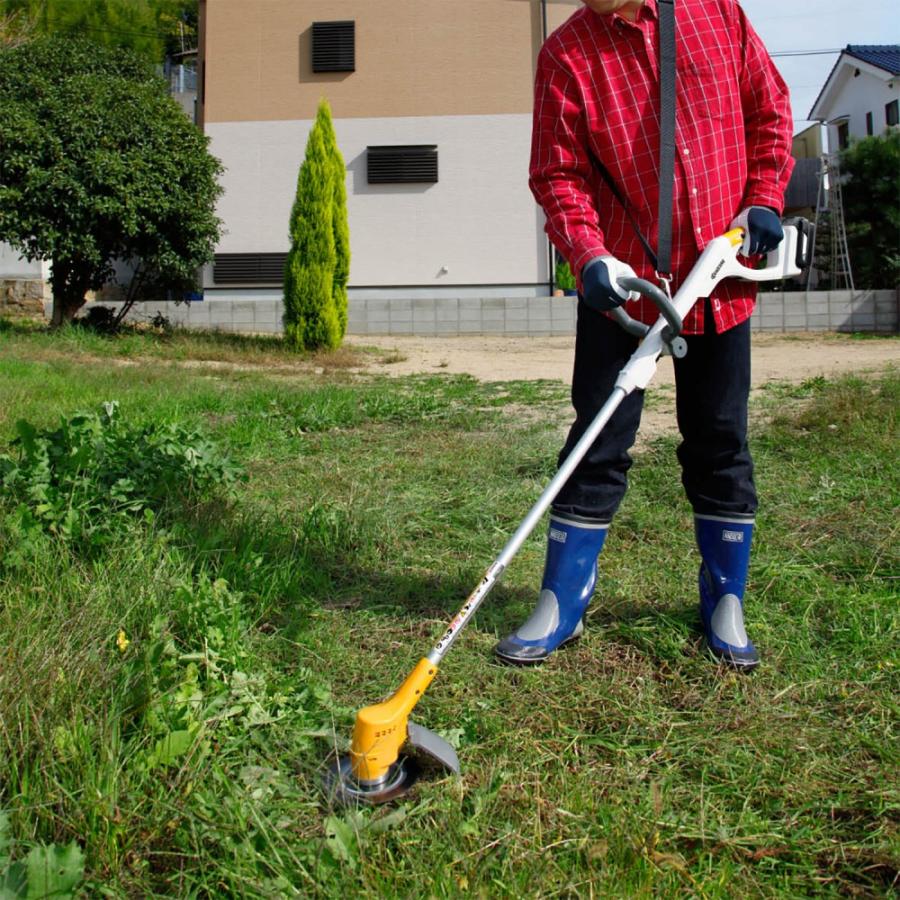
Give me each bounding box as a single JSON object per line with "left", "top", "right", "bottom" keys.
{"left": 202, "top": 0, "right": 582, "bottom": 124}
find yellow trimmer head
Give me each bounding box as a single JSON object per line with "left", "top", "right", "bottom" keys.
{"left": 323, "top": 658, "right": 459, "bottom": 804}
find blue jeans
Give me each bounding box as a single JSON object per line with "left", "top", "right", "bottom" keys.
{"left": 552, "top": 300, "right": 757, "bottom": 522}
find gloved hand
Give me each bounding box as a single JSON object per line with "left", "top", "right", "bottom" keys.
{"left": 730, "top": 206, "right": 784, "bottom": 257}
{"left": 580, "top": 256, "right": 641, "bottom": 312}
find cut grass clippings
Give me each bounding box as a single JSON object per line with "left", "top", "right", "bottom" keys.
{"left": 0, "top": 322, "right": 897, "bottom": 897}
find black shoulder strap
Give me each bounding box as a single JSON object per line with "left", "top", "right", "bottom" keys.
{"left": 656, "top": 0, "right": 677, "bottom": 276}
{"left": 588, "top": 0, "right": 677, "bottom": 276}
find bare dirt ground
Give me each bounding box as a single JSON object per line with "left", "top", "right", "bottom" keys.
{"left": 346, "top": 332, "right": 899, "bottom": 387}
{"left": 346, "top": 332, "right": 899, "bottom": 440}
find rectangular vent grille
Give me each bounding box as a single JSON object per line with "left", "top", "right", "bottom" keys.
{"left": 367, "top": 145, "right": 438, "bottom": 184}
{"left": 312, "top": 21, "right": 355, "bottom": 73}
{"left": 213, "top": 253, "right": 287, "bottom": 285}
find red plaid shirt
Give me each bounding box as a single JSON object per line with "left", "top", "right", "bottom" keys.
{"left": 529, "top": 0, "right": 794, "bottom": 334}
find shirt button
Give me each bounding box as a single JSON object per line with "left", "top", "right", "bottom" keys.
{"left": 683, "top": 148, "right": 690, "bottom": 156}
{"left": 692, "top": 187, "right": 698, "bottom": 195}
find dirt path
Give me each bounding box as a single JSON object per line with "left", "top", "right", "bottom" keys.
{"left": 346, "top": 332, "right": 898, "bottom": 440}
{"left": 347, "top": 332, "right": 899, "bottom": 388}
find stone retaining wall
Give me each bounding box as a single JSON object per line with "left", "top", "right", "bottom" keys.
{"left": 1, "top": 279, "right": 48, "bottom": 318}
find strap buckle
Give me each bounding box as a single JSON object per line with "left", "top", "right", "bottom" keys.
{"left": 655, "top": 272, "right": 674, "bottom": 302}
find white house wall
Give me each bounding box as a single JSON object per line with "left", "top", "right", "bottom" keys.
{"left": 816, "top": 63, "right": 900, "bottom": 145}
{"left": 205, "top": 113, "right": 547, "bottom": 295}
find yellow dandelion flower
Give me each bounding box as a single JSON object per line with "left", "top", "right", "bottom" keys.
{"left": 117, "top": 629, "right": 130, "bottom": 653}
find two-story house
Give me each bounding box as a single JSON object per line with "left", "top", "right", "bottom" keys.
{"left": 809, "top": 45, "right": 900, "bottom": 150}
{"left": 196, "top": 0, "right": 584, "bottom": 333}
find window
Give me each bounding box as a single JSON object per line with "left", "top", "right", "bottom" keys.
{"left": 866, "top": 111, "right": 874, "bottom": 136}
{"left": 367, "top": 146, "right": 439, "bottom": 184}
{"left": 312, "top": 21, "right": 355, "bottom": 73}
{"left": 886, "top": 99, "right": 899, "bottom": 127}
{"left": 837, "top": 121, "right": 850, "bottom": 150}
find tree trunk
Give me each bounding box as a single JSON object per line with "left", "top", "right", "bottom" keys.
{"left": 49, "top": 259, "right": 89, "bottom": 328}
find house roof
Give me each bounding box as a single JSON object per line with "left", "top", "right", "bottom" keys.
{"left": 808, "top": 44, "right": 900, "bottom": 121}
{"left": 844, "top": 45, "right": 900, "bottom": 76}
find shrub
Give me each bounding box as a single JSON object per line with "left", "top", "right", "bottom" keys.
{"left": 841, "top": 130, "right": 900, "bottom": 288}
{"left": 0, "top": 36, "right": 222, "bottom": 327}
{"left": 283, "top": 100, "right": 348, "bottom": 351}
{"left": 319, "top": 102, "right": 350, "bottom": 338}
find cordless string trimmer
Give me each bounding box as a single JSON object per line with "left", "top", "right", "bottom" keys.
{"left": 323, "top": 220, "right": 813, "bottom": 805}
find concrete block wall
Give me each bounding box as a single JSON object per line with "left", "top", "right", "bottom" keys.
{"left": 346, "top": 295, "right": 577, "bottom": 337}
{"left": 750, "top": 290, "right": 898, "bottom": 333}
{"left": 40, "top": 289, "right": 898, "bottom": 336}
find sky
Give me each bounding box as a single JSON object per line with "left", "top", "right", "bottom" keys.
{"left": 739, "top": 0, "right": 900, "bottom": 133}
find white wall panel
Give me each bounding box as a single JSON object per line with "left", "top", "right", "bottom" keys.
{"left": 0, "top": 242, "right": 42, "bottom": 278}
{"left": 206, "top": 114, "right": 549, "bottom": 289}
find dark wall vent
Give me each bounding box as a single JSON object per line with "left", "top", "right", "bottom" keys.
{"left": 312, "top": 21, "right": 355, "bottom": 73}
{"left": 213, "top": 253, "right": 287, "bottom": 285}
{"left": 367, "top": 145, "right": 438, "bottom": 184}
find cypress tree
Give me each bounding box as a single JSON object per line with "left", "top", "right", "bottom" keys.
{"left": 316, "top": 101, "right": 350, "bottom": 338}
{"left": 283, "top": 106, "right": 340, "bottom": 350}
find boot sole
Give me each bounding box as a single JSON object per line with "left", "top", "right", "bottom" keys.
{"left": 494, "top": 630, "right": 582, "bottom": 667}
{"left": 706, "top": 642, "right": 760, "bottom": 673}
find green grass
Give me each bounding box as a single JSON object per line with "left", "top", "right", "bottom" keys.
{"left": 0, "top": 322, "right": 897, "bottom": 897}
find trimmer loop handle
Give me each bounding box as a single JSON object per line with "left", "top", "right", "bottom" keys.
{"left": 611, "top": 276, "right": 683, "bottom": 341}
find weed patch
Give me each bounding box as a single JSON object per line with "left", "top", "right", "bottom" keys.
{"left": 0, "top": 402, "right": 243, "bottom": 552}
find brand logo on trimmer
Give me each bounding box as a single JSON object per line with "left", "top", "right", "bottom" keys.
{"left": 711, "top": 259, "right": 725, "bottom": 280}
{"left": 722, "top": 529, "right": 744, "bottom": 542}
{"left": 549, "top": 528, "right": 567, "bottom": 543}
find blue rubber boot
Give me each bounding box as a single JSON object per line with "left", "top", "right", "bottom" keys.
{"left": 495, "top": 514, "right": 608, "bottom": 665}
{"left": 695, "top": 515, "right": 759, "bottom": 671}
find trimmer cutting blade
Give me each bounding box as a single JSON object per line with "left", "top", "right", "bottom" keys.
{"left": 322, "top": 754, "right": 421, "bottom": 806}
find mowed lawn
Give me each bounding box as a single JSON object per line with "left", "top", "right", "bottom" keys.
{"left": 0, "top": 320, "right": 897, "bottom": 898}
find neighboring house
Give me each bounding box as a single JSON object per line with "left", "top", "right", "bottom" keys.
{"left": 809, "top": 45, "right": 900, "bottom": 150}
{"left": 196, "top": 0, "right": 583, "bottom": 305}
{"left": 783, "top": 123, "right": 824, "bottom": 220}
{"left": 166, "top": 52, "right": 199, "bottom": 123}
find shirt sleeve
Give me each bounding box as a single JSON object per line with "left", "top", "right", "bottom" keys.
{"left": 528, "top": 46, "right": 608, "bottom": 283}
{"left": 736, "top": 5, "right": 795, "bottom": 214}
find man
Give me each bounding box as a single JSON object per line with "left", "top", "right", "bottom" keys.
{"left": 495, "top": 0, "right": 794, "bottom": 670}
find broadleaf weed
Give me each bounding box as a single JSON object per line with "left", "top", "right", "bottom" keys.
{"left": 0, "top": 401, "right": 244, "bottom": 553}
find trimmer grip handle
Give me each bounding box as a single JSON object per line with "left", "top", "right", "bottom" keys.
{"left": 609, "top": 306, "right": 650, "bottom": 338}
{"left": 782, "top": 217, "right": 815, "bottom": 271}
{"left": 615, "top": 276, "right": 683, "bottom": 338}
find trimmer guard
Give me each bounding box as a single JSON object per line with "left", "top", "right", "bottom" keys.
{"left": 407, "top": 722, "right": 461, "bottom": 775}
